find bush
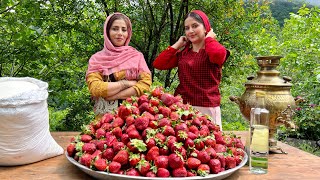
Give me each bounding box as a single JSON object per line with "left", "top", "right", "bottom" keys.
{"left": 289, "top": 97, "right": 320, "bottom": 141}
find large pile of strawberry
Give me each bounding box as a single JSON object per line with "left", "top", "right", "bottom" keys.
{"left": 66, "top": 87, "right": 245, "bottom": 177}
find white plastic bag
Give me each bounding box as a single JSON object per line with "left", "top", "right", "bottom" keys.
{"left": 0, "top": 77, "right": 64, "bottom": 166}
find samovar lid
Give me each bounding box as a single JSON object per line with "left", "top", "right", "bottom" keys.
{"left": 245, "top": 56, "right": 292, "bottom": 87}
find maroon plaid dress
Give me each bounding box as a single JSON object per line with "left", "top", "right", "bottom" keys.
{"left": 153, "top": 37, "right": 228, "bottom": 107}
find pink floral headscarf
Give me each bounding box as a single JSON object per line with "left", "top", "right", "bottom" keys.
{"left": 86, "top": 12, "right": 150, "bottom": 80}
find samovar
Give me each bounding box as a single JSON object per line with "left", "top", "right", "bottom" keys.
{"left": 230, "top": 56, "right": 297, "bottom": 153}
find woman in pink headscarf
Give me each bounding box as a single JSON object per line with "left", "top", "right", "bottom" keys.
{"left": 153, "top": 10, "right": 229, "bottom": 131}
{"left": 86, "top": 13, "right": 151, "bottom": 116}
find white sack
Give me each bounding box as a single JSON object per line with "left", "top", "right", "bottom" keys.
{"left": 0, "top": 77, "right": 64, "bottom": 166}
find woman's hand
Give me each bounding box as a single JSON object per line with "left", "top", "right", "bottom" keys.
{"left": 171, "top": 36, "right": 188, "bottom": 50}
{"left": 120, "top": 80, "right": 137, "bottom": 89}
{"left": 206, "top": 29, "right": 217, "bottom": 39}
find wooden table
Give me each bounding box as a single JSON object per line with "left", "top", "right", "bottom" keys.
{"left": 1, "top": 131, "right": 320, "bottom": 180}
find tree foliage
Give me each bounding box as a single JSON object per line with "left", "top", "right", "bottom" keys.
{"left": 1, "top": 0, "right": 318, "bottom": 133}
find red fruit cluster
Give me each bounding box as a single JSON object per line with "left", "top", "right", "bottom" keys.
{"left": 66, "top": 86, "right": 245, "bottom": 177}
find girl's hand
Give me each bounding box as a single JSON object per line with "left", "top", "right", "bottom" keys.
{"left": 206, "top": 29, "right": 217, "bottom": 39}
{"left": 171, "top": 36, "right": 188, "bottom": 49}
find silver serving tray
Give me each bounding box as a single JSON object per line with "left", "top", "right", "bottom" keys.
{"left": 65, "top": 152, "right": 248, "bottom": 180}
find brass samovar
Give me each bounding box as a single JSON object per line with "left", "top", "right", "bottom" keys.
{"left": 230, "top": 56, "right": 297, "bottom": 153}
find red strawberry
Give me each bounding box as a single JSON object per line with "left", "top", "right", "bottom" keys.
{"left": 187, "top": 132, "right": 198, "bottom": 140}
{"left": 142, "top": 111, "right": 155, "bottom": 121}
{"left": 161, "top": 93, "right": 177, "bottom": 106}
{"left": 167, "top": 136, "right": 178, "bottom": 150}
{"left": 109, "top": 161, "right": 121, "bottom": 173}
{"left": 91, "top": 120, "right": 101, "bottom": 130}
{"left": 237, "top": 148, "right": 245, "bottom": 157}
{"left": 162, "top": 125, "right": 175, "bottom": 136}
{"left": 159, "top": 146, "right": 169, "bottom": 155}
{"left": 174, "top": 123, "right": 188, "bottom": 132}
{"left": 80, "top": 134, "right": 92, "bottom": 143}
{"left": 128, "top": 129, "right": 141, "bottom": 139}
{"left": 139, "top": 102, "right": 150, "bottom": 114}
{"left": 188, "top": 125, "right": 199, "bottom": 135}
{"left": 79, "top": 153, "right": 92, "bottom": 168}
{"left": 142, "top": 127, "right": 152, "bottom": 139}
{"left": 113, "top": 150, "right": 129, "bottom": 165}
{"left": 208, "top": 159, "right": 221, "bottom": 174}
{"left": 194, "top": 138, "right": 205, "bottom": 151}
{"left": 100, "top": 123, "right": 112, "bottom": 131}
{"left": 118, "top": 103, "right": 132, "bottom": 120}
{"left": 154, "top": 114, "right": 164, "bottom": 120}
{"left": 149, "top": 106, "right": 159, "bottom": 115}
{"left": 191, "top": 117, "right": 201, "bottom": 127}
{"left": 199, "top": 125, "right": 210, "bottom": 137}
{"left": 67, "top": 143, "right": 76, "bottom": 157}
{"left": 148, "top": 120, "right": 158, "bottom": 129}
{"left": 106, "top": 135, "right": 117, "bottom": 147}
{"left": 168, "top": 153, "right": 184, "bottom": 169}
{"left": 228, "top": 147, "right": 238, "bottom": 156}
{"left": 158, "top": 106, "right": 171, "bottom": 117}
{"left": 197, "top": 164, "right": 210, "bottom": 176}
{"left": 205, "top": 147, "right": 217, "bottom": 159}
{"left": 82, "top": 143, "right": 96, "bottom": 154}
{"left": 138, "top": 94, "right": 149, "bottom": 105}
{"left": 176, "top": 130, "right": 188, "bottom": 142}
{"left": 235, "top": 137, "right": 245, "bottom": 149}
{"left": 149, "top": 97, "right": 160, "bottom": 106}
{"left": 146, "top": 171, "right": 157, "bottom": 177}
{"left": 126, "top": 116, "right": 135, "bottom": 126}
{"left": 184, "top": 138, "right": 195, "bottom": 149}
{"left": 125, "top": 124, "right": 136, "bottom": 133}
{"left": 136, "top": 159, "right": 151, "bottom": 176}
{"left": 214, "top": 131, "right": 226, "bottom": 145}
{"left": 154, "top": 155, "right": 169, "bottom": 169}
{"left": 197, "top": 150, "right": 210, "bottom": 164}
{"left": 101, "top": 148, "right": 114, "bottom": 161}
{"left": 91, "top": 150, "right": 102, "bottom": 159}
{"left": 170, "top": 143, "right": 187, "bottom": 158}
{"left": 129, "top": 153, "right": 141, "bottom": 167}
{"left": 187, "top": 171, "right": 197, "bottom": 177}
{"left": 158, "top": 118, "right": 171, "bottom": 127}
{"left": 170, "top": 111, "right": 180, "bottom": 121}
{"left": 113, "top": 141, "right": 125, "bottom": 153}
{"left": 172, "top": 166, "right": 187, "bottom": 177}
{"left": 95, "top": 128, "right": 106, "bottom": 139}
{"left": 234, "top": 155, "right": 243, "bottom": 165}
{"left": 186, "top": 157, "right": 201, "bottom": 170}
{"left": 81, "top": 124, "right": 95, "bottom": 135}
{"left": 120, "top": 133, "right": 130, "bottom": 145}
{"left": 93, "top": 158, "right": 107, "bottom": 171}
{"left": 204, "top": 136, "right": 216, "bottom": 148}
{"left": 131, "top": 105, "right": 140, "bottom": 115}
{"left": 214, "top": 144, "right": 227, "bottom": 153}
{"left": 225, "top": 155, "right": 236, "bottom": 169}
{"left": 146, "top": 138, "right": 156, "bottom": 150}
{"left": 146, "top": 146, "right": 160, "bottom": 161}
{"left": 101, "top": 113, "right": 114, "bottom": 123}
{"left": 126, "top": 168, "right": 141, "bottom": 176}
{"left": 157, "top": 168, "right": 170, "bottom": 177}
{"left": 151, "top": 87, "right": 163, "bottom": 98}
{"left": 155, "top": 132, "right": 166, "bottom": 145}
{"left": 127, "top": 139, "right": 147, "bottom": 153}
{"left": 135, "top": 116, "right": 149, "bottom": 131}
{"left": 217, "top": 153, "right": 226, "bottom": 168}
{"left": 113, "top": 117, "right": 124, "bottom": 128}
{"left": 96, "top": 140, "right": 107, "bottom": 151}
{"left": 112, "top": 127, "right": 122, "bottom": 138}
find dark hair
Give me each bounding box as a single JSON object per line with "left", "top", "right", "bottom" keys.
{"left": 185, "top": 12, "right": 204, "bottom": 26}
{"left": 106, "top": 14, "right": 131, "bottom": 40}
